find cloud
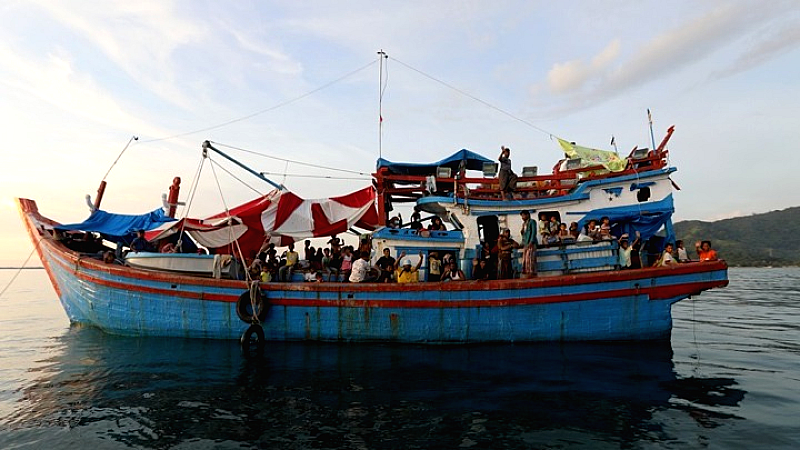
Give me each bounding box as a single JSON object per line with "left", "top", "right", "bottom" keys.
{"left": 541, "top": 1, "right": 799, "bottom": 112}
{"left": 0, "top": 43, "right": 168, "bottom": 137}
{"left": 711, "top": 20, "right": 800, "bottom": 80}
{"left": 546, "top": 39, "right": 620, "bottom": 94}
{"left": 26, "top": 0, "right": 207, "bottom": 109}
{"left": 226, "top": 29, "right": 303, "bottom": 75}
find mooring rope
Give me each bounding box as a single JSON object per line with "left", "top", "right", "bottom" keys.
{"left": 0, "top": 237, "right": 42, "bottom": 300}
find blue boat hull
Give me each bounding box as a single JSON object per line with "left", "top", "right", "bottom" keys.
{"left": 20, "top": 199, "right": 729, "bottom": 343}
{"left": 41, "top": 241, "right": 727, "bottom": 343}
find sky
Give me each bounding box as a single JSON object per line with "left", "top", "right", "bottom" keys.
{"left": 1, "top": 0, "right": 799, "bottom": 265}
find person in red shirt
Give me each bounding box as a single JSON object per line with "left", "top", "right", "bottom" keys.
{"left": 695, "top": 240, "right": 718, "bottom": 261}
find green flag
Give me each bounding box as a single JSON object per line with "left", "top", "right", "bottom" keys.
{"left": 557, "top": 138, "right": 627, "bottom": 172}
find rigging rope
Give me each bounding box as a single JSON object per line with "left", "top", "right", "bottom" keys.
{"left": 174, "top": 154, "right": 207, "bottom": 249}
{"left": 208, "top": 156, "right": 266, "bottom": 196}
{"left": 0, "top": 237, "right": 42, "bottom": 300}
{"left": 101, "top": 135, "right": 139, "bottom": 181}
{"left": 210, "top": 141, "right": 372, "bottom": 176}
{"left": 258, "top": 171, "right": 370, "bottom": 181}
{"left": 208, "top": 158, "right": 251, "bottom": 283}
{"left": 139, "top": 59, "right": 377, "bottom": 144}
{"left": 390, "top": 56, "right": 557, "bottom": 139}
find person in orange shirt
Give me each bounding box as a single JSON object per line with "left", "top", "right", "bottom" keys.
{"left": 695, "top": 240, "right": 718, "bottom": 261}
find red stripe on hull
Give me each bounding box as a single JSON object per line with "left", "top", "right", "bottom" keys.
{"left": 44, "top": 243, "right": 725, "bottom": 309}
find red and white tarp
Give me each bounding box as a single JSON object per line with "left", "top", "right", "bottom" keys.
{"left": 146, "top": 186, "right": 377, "bottom": 255}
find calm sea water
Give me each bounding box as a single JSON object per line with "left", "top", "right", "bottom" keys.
{"left": 0, "top": 268, "right": 797, "bottom": 449}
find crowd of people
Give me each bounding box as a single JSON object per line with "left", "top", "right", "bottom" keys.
{"left": 652, "top": 240, "right": 718, "bottom": 267}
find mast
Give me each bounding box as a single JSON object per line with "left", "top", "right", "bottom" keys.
{"left": 377, "top": 50, "right": 388, "bottom": 159}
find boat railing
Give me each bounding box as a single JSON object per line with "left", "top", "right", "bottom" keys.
{"left": 374, "top": 150, "right": 669, "bottom": 208}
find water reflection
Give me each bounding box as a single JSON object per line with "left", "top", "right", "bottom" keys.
{"left": 7, "top": 325, "right": 747, "bottom": 449}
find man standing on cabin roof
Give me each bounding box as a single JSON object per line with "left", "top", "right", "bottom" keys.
{"left": 498, "top": 146, "right": 518, "bottom": 201}
{"left": 519, "top": 210, "right": 537, "bottom": 278}
{"left": 395, "top": 251, "right": 424, "bottom": 283}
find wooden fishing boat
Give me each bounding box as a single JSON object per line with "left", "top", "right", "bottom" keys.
{"left": 17, "top": 129, "right": 728, "bottom": 344}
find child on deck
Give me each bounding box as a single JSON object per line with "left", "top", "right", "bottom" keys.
{"left": 340, "top": 247, "right": 353, "bottom": 282}
{"left": 695, "top": 240, "right": 719, "bottom": 261}
{"left": 557, "top": 222, "right": 572, "bottom": 243}
{"left": 655, "top": 243, "right": 677, "bottom": 267}
{"left": 599, "top": 217, "right": 612, "bottom": 240}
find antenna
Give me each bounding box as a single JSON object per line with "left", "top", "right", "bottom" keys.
{"left": 377, "top": 50, "right": 388, "bottom": 159}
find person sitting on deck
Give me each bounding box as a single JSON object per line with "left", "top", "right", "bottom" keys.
{"left": 349, "top": 251, "right": 376, "bottom": 283}
{"left": 375, "top": 248, "right": 397, "bottom": 283}
{"left": 440, "top": 262, "right": 465, "bottom": 281}
{"left": 586, "top": 220, "right": 601, "bottom": 241}
{"left": 321, "top": 248, "right": 338, "bottom": 281}
{"left": 568, "top": 222, "right": 580, "bottom": 241}
{"left": 498, "top": 146, "right": 518, "bottom": 200}
{"left": 428, "top": 216, "right": 446, "bottom": 231}
{"left": 695, "top": 240, "right": 719, "bottom": 261}
{"left": 427, "top": 251, "right": 442, "bottom": 282}
{"left": 278, "top": 243, "right": 300, "bottom": 282}
{"left": 676, "top": 240, "right": 690, "bottom": 262}
{"left": 655, "top": 243, "right": 677, "bottom": 267}
{"left": 130, "top": 229, "right": 150, "bottom": 253}
{"left": 340, "top": 246, "right": 353, "bottom": 282}
{"left": 557, "top": 222, "right": 572, "bottom": 243}
{"left": 395, "top": 251, "right": 424, "bottom": 283}
{"left": 538, "top": 213, "right": 549, "bottom": 245}
{"left": 102, "top": 250, "right": 117, "bottom": 264}
{"left": 472, "top": 258, "right": 491, "bottom": 280}
{"left": 599, "top": 216, "right": 613, "bottom": 240}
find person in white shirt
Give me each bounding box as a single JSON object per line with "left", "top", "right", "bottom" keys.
{"left": 676, "top": 240, "right": 690, "bottom": 262}
{"left": 618, "top": 231, "right": 641, "bottom": 269}
{"left": 349, "top": 251, "right": 375, "bottom": 282}
{"left": 656, "top": 243, "right": 677, "bottom": 267}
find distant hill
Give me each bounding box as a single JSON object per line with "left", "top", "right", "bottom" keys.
{"left": 673, "top": 206, "right": 800, "bottom": 267}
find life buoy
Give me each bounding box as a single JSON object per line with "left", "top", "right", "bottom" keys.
{"left": 240, "top": 323, "right": 265, "bottom": 351}
{"left": 236, "top": 289, "right": 268, "bottom": 324}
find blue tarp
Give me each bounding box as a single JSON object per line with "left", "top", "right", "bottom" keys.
{"left": 56, "top": 208, "right": 176, "bottom": 243}
{"left": 576, "top": 195, "right": 676, "bottom": 245}
{"left": 377, "top": 149, "right": 493, "bottom": 175}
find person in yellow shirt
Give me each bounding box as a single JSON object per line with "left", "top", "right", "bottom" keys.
{"left": 395, "top": 251, "right": 424, "bottom": 283}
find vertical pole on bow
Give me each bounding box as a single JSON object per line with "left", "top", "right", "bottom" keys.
{"left": 647, "top": 109, "right": 656, "bottom": 151}
{"left": 377, "top": 50, "right": 388, "bottom": 159}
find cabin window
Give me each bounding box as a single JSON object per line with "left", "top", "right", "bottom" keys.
{"left": 637, "top": 187, "right": 651, "bottom": 202}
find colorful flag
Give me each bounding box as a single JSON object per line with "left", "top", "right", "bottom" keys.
{"left": 557, "top": 138, "right": 627, "bottom": 172}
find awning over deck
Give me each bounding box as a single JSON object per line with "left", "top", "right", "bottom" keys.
{"left": 377, "top": 149, "right": 493, "bottom": 176}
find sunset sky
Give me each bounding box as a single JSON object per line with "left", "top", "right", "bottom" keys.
{"left": 2, "top": 0, "right": 799, "bottom": 265}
